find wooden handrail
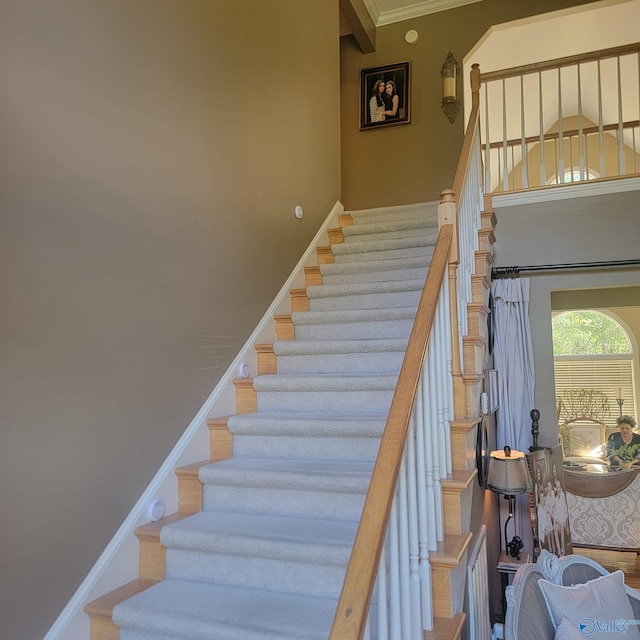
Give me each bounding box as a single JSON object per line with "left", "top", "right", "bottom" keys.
{"left": 451, "top": 64, "right": 481, "bottom": 201}
{"left": 480, "top": 41, "right": 640, "bottom": 83}
{"left": 329, "top": 223, "right": 454, "bottom": 640}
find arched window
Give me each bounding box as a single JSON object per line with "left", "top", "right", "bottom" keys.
{"left": 548, "top": 169, "right": 599, "bottom": 185}
{"left": 552, "top": 310, "right": 636, "bottom": 450}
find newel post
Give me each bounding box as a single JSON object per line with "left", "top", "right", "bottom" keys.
{"left": 439, "top": 189, "right": 465, "bottom": 419}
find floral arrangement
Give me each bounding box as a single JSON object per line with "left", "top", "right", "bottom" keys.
{"left": 606, "top": 442, "right": 640, "bottom": 462}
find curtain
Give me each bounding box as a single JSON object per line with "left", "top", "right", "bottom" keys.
{"left": 492, "top": 278, "right": 535, "bottom": 452}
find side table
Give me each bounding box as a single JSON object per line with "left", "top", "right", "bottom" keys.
{"left": 496, "top": 551, "right": 532, "bottom": 617}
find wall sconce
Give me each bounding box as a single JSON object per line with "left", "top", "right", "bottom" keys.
{"left": 441, "top": 51, "right": 460, "bottom": 124}
{"left": 486, "top": 446, "right": 532, "bottom": 558}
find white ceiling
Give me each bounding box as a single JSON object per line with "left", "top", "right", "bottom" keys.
{"left": 362, "top": 0, "right": 483, "bottom": 26}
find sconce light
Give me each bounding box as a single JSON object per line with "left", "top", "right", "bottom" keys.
{"left": 486, "top": 446, "right": 532, "bottom": 558}
{"left": 441, "top": 51, "right": 460, "bottom": 124}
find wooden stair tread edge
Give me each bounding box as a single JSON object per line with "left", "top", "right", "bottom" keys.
{"left": 84, "top": 578, "right": 158, "bottom": 617}
{"left": 232, "top": 377, "right": 255, "bottom": 388}
{"left": 254, "top": 344, "right": 275, "bottom": 353}
{"left": 449, "top": 417, "right": 482, "bottom": 433}
{"left": 467, "top": 301, "right": 489, "bottom": 313}
{"left": 441, "top": 468, "right": 477, "bottom": 492}
{"left": 422, "top": 613, "right": 466, "bottom": 640}
{"left": 174, "top": 459, "right": 212, "bottom": 476}
{"left": 429, "top": 531, "right": 473, "bottom": 567}
{"left": 134, "top": 512, "right": 192, "bottom": 539}
{"left": 206, "top": 416, "right": 231, "bottom": 427}
{"left": 462, "top": 334, "right": 487, "bottom": 346}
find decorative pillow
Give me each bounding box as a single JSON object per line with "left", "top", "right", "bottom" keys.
{"left": 539, "top": 570, "right": 640, "bottom": 639}
{"left": 554, "top": 617, "right": 584, "bottom": 640}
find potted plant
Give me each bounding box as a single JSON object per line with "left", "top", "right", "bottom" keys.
{"left": 607, "top": 442, "right": 640, "bottom": 469}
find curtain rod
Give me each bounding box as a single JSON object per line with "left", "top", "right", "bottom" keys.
{"left": 492, "top": 258, "right": 640, "bottom": 279}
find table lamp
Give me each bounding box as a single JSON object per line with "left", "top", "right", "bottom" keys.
{"left": 486, "top": 446, "right": 532, "bottom": 558}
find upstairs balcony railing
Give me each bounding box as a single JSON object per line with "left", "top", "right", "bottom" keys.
{"left": 480, "top": 42, "right": 640, "bottom": 193}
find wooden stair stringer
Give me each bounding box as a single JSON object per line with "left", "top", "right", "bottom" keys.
{"left": 423, "top": 612, "right": 466, "bottom": 640}
{"left": 441, "top": 468, "right": 477, "bottom": 536}
{"left": 85, "top": 418, "right": 234, "bottom": 640}
{"left": 429, "top": 532, "right": 473, "bottom": 619}
{"left": 84, "top": 579, "right": 158, "bottom": 640}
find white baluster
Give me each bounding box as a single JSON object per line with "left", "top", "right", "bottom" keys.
{"left": 577, "top": 64, "right": 586, "bottom": 180}
{"left": 539, "top": 72, "right": 546, "bottom": 185}
{"left": 389, "top": 495, "right": 401, "bottom": 640}
{"left": 483, "top": 83, "right": 491, "bottom": 191}
{"left": 405, "top": 419, "right": 422, "bottom": 639}
{"left": 397, "top": 448, "right": 411, "bottom": 638}
{"left": 557, "top": 67, "right": 565, "bottom": 182}
{"left": 520, "top": 75, "right": 528, "bottom": 188}
{"left": 418, "top": 372, "right": 434, "bottom": 629}
{"left": 617, "top": 55, "right": 626, "bottom": 174}
{"left": 597, "top": 59, "right": 606, "bottom": 176}
{"left": 502, "top": 78, "right": 509, "bottom": 190}
{"left": 377, "top": 543, "right": 389, "bottom": 640}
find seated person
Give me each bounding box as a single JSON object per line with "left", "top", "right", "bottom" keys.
{"left": 605, "top": 415, "right": 640, "bottom": 466}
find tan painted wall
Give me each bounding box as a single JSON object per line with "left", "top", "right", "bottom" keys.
{"left": 340, "top": 0, "right": 595, "bottom": 210}
{"left": 0, "top": 2, "right": 340, "bottom": 637}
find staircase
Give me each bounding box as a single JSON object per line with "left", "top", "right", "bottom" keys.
{"left": 85, "top": 200, "right": 490, "bottom": 640}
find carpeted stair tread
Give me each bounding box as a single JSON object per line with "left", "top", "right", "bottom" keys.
{"left": 322, "top": 265, "right": 429, "bottom": 285}
{"left": 227, "top": 412, "right": 387, "bottom": 437}
{"left": 320, "top": 254, "right": 430, "bottom": 275}
{"left": 161, "top": 510, "right": 357, "bottom": 560}
{"left": 291, "top": 306, "right": 416, "bottom": 340}
{"left": 252, "top": 372, "right": 398, "bottom": 392}
{"left": 292, "top": 305, "right": 417, "bottom": 326}
{"left": 273, "top": 337, "right": 407, "bottom": 356}
{"left": 113, "top": 579, "right": 338, "bottom": 640}
{"left": 272, "top": 338, "right": 406, "bottom": 374}
{"left": 306, "top": 277, "right": 426, "bottom": 300}
{"left": 348, "top": 201, "right": 438, "bottom": 223}
{"left": 198, "top": 457, "right": 374, "bottom": 493}
{"left": 341, "top": 216, "right": 437, "bottom": 242}
{"left": 332, "top": 229, "right": 438, "bottom": 260}
{"left": 227, "top": 412, "right": 386, "bottom": 461}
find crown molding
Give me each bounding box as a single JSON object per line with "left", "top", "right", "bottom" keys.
{"left": 363, "top": 0, "right": 483, "bottom": 26}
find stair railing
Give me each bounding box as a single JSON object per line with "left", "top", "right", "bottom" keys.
{"left": 480, "top": 42, "right": 640, "bottom": 193}
{"left": 330, "top": 64, "right": 483, "bottom": 640}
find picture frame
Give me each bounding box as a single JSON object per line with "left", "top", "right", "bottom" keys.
{"left": 360, "top": 61, "right": 410, "bottom": 130}
{"left": 527, "top": 446, "right": 572, "bottom": 559}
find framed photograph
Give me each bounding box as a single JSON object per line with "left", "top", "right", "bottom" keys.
{"left": 527, "top": 446, "right": 572, "bottom": 559}
{"left": 360, "top": 61, "right": 410, "bottom": 130}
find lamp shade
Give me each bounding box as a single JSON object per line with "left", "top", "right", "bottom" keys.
{"left": 486, "top": 446, "right": 532, "bottom": 495}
